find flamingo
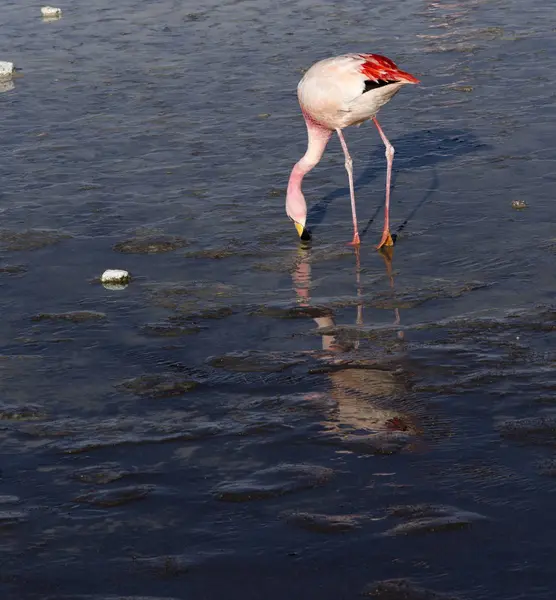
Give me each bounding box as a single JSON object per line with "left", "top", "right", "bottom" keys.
{"left": 285, "top": 53, "right": 419, "bottom": 249}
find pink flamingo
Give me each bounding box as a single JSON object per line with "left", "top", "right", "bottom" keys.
{"left": 285, "top": 53, "right": 419, "bottom": 248}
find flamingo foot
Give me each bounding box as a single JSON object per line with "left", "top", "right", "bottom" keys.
{"left": 347, "top": 232, "right": 361, "bottom": 246}
{"left": 376, "top": 229, "right": 394, "bottom": 250}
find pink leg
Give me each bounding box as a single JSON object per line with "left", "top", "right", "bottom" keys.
{"left": 373, "top": 117, "right": 395, "bottom": 249}
{"left": 336, "top": 128, "right": 360, "bottom": 245}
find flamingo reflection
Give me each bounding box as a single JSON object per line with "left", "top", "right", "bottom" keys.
{"left": 291, "top": 246, "right": 421, "bottom": 437}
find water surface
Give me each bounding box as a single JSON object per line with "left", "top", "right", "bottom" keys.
{"left": 1, "top": 0, "right": 556, "bottom": 598}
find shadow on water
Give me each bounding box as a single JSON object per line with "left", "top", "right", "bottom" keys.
{"left": 307, "top": 127, "right": 489, "bottom": 235}
{"left": 361, "top": 169, "right": 439, "bottom": 243}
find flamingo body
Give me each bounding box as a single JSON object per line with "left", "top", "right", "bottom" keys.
{"left": 286, "top": 53, "right": 419, "bottom": 248}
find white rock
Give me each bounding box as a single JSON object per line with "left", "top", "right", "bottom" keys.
{"left": 41, "top": 6, "right": 62, "bottom": 17}
{"left": 0, "top": 79, "right": 14, "bottom": 94}
{"left": 0, "top": 62, "right": 14, "bottom": 78}
{"left": 101, "top": 269, "right": 130, "bottom": 290}
{"left": 101, "top": 269, "right": 130, "bottom": 283}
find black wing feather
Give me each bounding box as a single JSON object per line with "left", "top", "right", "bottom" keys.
{"left": 363, "top": 79, "right": 397, "bottom": 93}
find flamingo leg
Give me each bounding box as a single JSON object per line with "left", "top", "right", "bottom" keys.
{"left": 373, "top": 117, "right": 395, "bottom": 249}
{"left": 335, "top": 128, "right": 360, "bottom": 246}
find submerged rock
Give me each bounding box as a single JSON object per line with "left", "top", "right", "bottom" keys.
{"left": 252, "top": 304, "right": 334, "bottom": 319}
{"left": 214, "top": 463, "right": 334, "bottom": 501}
{"left": 183, "top": 246, "right": 257, "bottom": 260}
{"left": 43, "top": 596, "right": 184, "bottom": 600}
{"left": 117, "top": 374, "right": 199, "bottom": 398}
{"left": 0, "top": 228, "right": 71, "bottom": 251}
{"left": 194, "top": 306, "right": 234, "bottom": 319}
{"left": 113, "top": 235, "right": 189, "bottom": 254}
{"left": 283, "top": 511, "right": 363, "bottom": 533}
{"left": 319, "top": 431, "right": 412, "bottom": 456}
{"left": 0, "top": 264, "right": 27, "bottom": 275}
{"left": 131, "top": 554, "right": 196, "bottom": 577}
{"left": 21, "top": 414, "right": 220, "bottom": 454}
{"left": 538, "top": 459, "right": 556, "bottom": 476}
{"left": 0, "top": 403, "right": 44, "bottom": 420}
{"left": 126, "top": 550, "right": 229, "bottom": 578}
{"left": 71, "top": 463, "right": 137, "bottom": 484}
{"left": 31, "top": 311, "right": 106, "bottom": 323}
{"left": 382, "top": 504, "right": 488, "bottom": 536}
{"left": 207, "top": 350, "right": 306, "bottom": 373}
{"left": 147, "top": 281, "right": 237, "bottom": 321}
{"left": 0, "top": 496, "right": 20, "bottom": 504}
{"left": 0, "top": 511, "right": 28, "bottom": 527}
{"left": 362, "top": 578, "right": 461, "bottom": 599}
{"left": 140, "top": 322, "right": 203, "bottom": 337}
{"left": 73, "top": 485, "right": 152, "bottom": 507}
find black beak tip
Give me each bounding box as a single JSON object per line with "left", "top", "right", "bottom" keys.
{"left": 300, "top": 228, "right": 312, "bottom": 242}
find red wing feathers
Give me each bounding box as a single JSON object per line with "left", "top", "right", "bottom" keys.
{"left": 359, "top": 53, "right": 419, "bottom": 84}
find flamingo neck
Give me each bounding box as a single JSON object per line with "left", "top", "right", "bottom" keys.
{"left": 286, "top": 117, "right": 331, "bottom": 226}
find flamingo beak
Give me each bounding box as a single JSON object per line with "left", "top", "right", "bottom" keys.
{"left": 294, "top": 222, "right": 312, "bottom": 241}
{"left": 400, "top": 71, "right": 420, "bottom": 84}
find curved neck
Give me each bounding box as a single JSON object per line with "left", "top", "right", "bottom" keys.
{"left": 286, "top": 117, "right": 331, "bottom": 225}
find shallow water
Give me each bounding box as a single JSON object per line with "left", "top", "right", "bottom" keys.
{"left": 1, "top": 0, "right": 556, "bottom": 598}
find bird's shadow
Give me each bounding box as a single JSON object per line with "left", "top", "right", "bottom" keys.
{"left": 307, "top": 127, "right": 490, "bottom": 237}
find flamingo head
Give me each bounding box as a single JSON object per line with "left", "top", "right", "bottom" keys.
{"left": 294, "top": 221, "right": 311, "bottom": 241}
